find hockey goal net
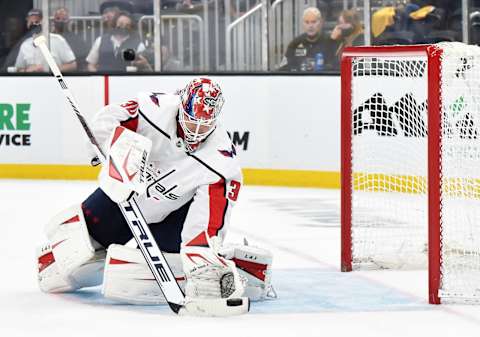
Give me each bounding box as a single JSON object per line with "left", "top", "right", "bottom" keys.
{"left": 341, "top": 42, "right": 480, "bottom": 304}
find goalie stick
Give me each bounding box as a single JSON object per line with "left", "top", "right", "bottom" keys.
{"left": 33, "top": 35, "right": 249, "bottom": 316}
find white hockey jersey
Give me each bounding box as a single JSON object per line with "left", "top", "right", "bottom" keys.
{"left": 90, "top": 92, "right": 242, "bottom": 245}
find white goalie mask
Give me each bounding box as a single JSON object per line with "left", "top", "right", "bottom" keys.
{"left": 178, "top": 78, "right": 225, "bottom": 152}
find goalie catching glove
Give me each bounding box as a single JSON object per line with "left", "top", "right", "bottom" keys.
{"left": 99, "top": 126, "right": 152, "bottom": 203}
{"left": 181, "top": 232, "right": 245, "bottom": 300}
{"left": 218, "top": 238, "right": 276, "bottom": 301}
{"left": 101, "top": 232, "right": 275, "bottom": 309}
{"left": 180, "top": 232, "right": 249, "bottom": 316}
{"left": 182, "top": 233, "right": 276, "bottom": 302}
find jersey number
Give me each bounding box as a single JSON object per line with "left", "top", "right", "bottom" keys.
{"left": 227, "top": 180, "right": 241, "bottom": 201}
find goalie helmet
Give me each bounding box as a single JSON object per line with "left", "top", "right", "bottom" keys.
{"left": 178, "top": 78, "right": 225, "bottom": 152}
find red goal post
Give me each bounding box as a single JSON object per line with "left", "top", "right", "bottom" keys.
{"left": 341, "top": 43, "right": 480, "bottom": 304}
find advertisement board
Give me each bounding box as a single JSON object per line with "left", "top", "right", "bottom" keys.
{"left": 0, "top": 76, "right": 103, "bottom": 164}
{"left": 0, "top": 75, "right": 341, "bottom": 187}
{"left": 109, "top": 75, "right": 341, "bottom": 171}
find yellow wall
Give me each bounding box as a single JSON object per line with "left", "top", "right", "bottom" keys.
{"left": 0, "top": 164, "right": 341, "bottom": 188}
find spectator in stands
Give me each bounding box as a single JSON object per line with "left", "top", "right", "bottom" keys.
{"left": 471, "top": 10, "right": 480, "bottom": 46}
{"left": 372, "top": 0, "right": 459, "bottom": 45}
{"left": 2, "top": 9, "right": 43, "bottom": 71}
{"left": 52, "top": 7, "right": 89, "bottom": 71}
{"left": 408, "top": 3, "right": 460, "bottom": 43}
{"left": 371, "top": 5, "right": 399, "bottom": 39}
{"left": 0, "top": 17, "right": 24, "bottom": 69}
{"left": 99, "top": 1, "right": 134, "bottom": 32}
{"left": 143, "top": 41, "right": 181, "bottom": 71}
{"left": 330, "top": 9, "right": 364, "bottom": 69}
{"left": 102, "top": 6, "right": 120, "bottom": 32}
{"left": 278, "top": 7, "right": 333, "bottom": 72}
{"left": 411, "top": 0, "right": 456, "bottom": 12}
{"left": 176, "top": 0, "right": 198, "bottom": 11}
{"left": 86, "top": 11, "right": 151, "bottom": 72}
{"left": 14, "top": 9, "right": 77, "bottom": 73}
{"left": 24, "top": 8, "right": 42, "bottom": 34}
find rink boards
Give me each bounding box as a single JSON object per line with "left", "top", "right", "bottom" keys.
{"left": 0, "top": 75, "right": 340, "bottom": 187}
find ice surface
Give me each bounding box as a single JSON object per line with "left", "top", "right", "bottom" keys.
{"left": 2, "top": 180, "right": 480, "bottom": 337}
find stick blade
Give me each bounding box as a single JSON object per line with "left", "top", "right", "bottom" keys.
{"left": 179, "top": 297, "right": 250, "bottom": 317}
{"left": 167, "top": 301, "right": 183, "bottom": 314}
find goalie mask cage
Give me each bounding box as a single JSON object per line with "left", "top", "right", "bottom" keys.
{"left": 341, "top": 42, "right": 480, "bottom": 304}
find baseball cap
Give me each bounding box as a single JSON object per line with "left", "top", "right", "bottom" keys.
{"left": 100, "top": 1, "right": 134, "bottom": 14}
{"left": 27, "top": 9, "right": 43, "bottom": 18}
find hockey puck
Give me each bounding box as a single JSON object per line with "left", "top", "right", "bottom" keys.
{"left": 226, "top": 298, "right": 243, "bottom": 307}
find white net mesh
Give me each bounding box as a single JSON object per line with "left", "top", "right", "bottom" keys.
{"left": 348, "top": 42, "right": 480, "bottom": 300}
{"left": 350, "top": 54, "right": 429, "bottom": 269}
{"left": 438, "top": 43, "right": 480, "bottom": 300}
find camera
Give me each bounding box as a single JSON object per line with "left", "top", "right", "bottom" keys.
{"left": 122, "top": 48, "right": 136, "bottom": 62}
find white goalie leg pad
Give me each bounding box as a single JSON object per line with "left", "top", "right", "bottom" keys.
{"left": 99, "top": 126, "right": 152, "bottom": 203}
{"left": 38, "top": 204, "right": 105, "bottom": 293}
{"left": 221, "top": 241, "right": 275, "bottom": 301}
{"left": 37, "top": 244, "right": 72, "bottom": 292}
{"left": 102, "top": 244, "right": 185, "bottom": 305}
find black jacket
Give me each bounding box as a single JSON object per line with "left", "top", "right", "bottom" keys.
{"left": 279, "top": 32, "right": 334, "bottom": 72}
{"left": 98, "top": 33, "right": 142, "bottom": 71}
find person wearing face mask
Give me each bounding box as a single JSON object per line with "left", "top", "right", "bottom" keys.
{"left": 330, "top": 9, "right": 364, "bottom": 69}
{"left": 14, "top": 8, "right": 77, "bottom": 73}
{"left": 278, "top": 7, "right": 334, "bottom": 72}
{"left": 101, "top": 5, "right": 120, "bottom": 32}
{"left": 86, "top": 11, "right": 151, "bottom": 72}
{"left": 100, "top": 1, "right": 135, "bottom": 32}
{"left": 52, "top": 7, "right": 88, "bottom": 71}
{"left": 2, "top": 9, "right": 46, "bottom": 71}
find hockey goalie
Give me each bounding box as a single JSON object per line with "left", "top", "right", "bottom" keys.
{"left": 36, "top": 77, "right": 275, "bottom": 313}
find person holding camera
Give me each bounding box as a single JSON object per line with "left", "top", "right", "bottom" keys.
{"left": 330, "top": 9, "right": 364, "bottom": 69}
{"left": 86, "top": 11, "right": 151, "bottom": 72}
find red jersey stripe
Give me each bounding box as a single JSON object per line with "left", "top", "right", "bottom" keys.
{"left": 109, "top": 258, "right": 135, "bottom": 265}
{"left": 207, "top": 179, "right": 228, "bottom": 237}
{"left": 186, "top": 231, "right": 209, "bottom": 247}
{"left": 61, "top": 215, "right": 80, "bottom": 225}
{"left": 120, "top": 116, "right": 139, "bottom": 132}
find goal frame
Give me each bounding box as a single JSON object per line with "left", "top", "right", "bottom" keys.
{"left": 340, "top": 45, "right": 443, "bottom": 304}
